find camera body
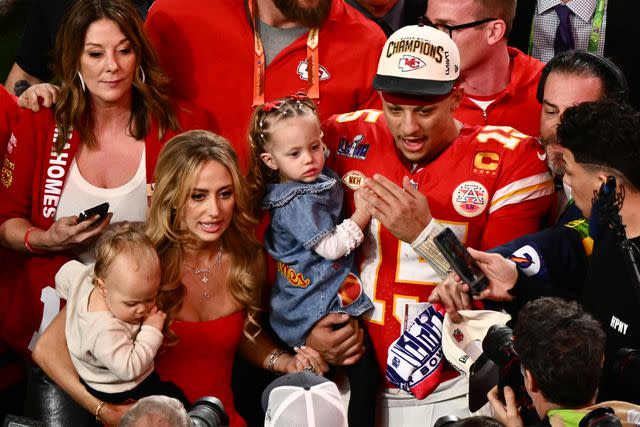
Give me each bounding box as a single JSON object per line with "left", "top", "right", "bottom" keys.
{"left": 188, "top": 396, "right": 229, "bottom": 427}
{"left": 482, "top": 325, "right": 533, "bottom": 410}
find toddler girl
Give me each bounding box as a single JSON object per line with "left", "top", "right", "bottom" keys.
{"left": 247, "top": 93, "right": 379, "bottom": 426}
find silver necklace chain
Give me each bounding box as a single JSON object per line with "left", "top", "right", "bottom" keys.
{"left": 184, "top": 246, "right": 223, "bottom": 298}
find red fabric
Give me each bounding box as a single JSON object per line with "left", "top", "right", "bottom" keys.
{"left": 0, "top": 84, "right": 19, "bottom": 160}
{"left": 0, "top": 86, "right": 21, "bottom": 384}
{"left": 0, "top": 102, "right": 212, "bottom": 357}
{"left": 323, "top": 111, "right": 554, "bottom": 388}
{"left": 145, "top": 0, "right": 385, "bottom": 169}
{"left": 155, "top": 311, "right": 246, "bottom": 427}
{"left": 455, "top": 48, "right": 544, "bottom": 137}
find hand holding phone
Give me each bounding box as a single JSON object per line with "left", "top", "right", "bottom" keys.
{"left": 433, "top": 228, "right": 488, "bottom": 296}
{"left": 78, "top": 202, "right": 110, "bottom": 223}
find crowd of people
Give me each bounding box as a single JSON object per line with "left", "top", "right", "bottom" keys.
{"left": 0, "top": 0, "right": 638, "bottom": 426}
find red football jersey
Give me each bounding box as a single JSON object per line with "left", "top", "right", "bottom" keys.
{"left": 323, "top": 110, "right": 554, "bottom": 387}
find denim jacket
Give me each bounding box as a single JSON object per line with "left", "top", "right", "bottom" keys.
{"left": 263, "top": 168, "right": 373, "bottom": 347}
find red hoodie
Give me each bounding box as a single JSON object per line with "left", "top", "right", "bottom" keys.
{"left": 455, "top": 47, "right": 544, "bottom": 137}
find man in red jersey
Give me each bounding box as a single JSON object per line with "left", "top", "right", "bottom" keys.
{"left": 322, "top": 24, "right": 554, "bottom": 425}
{"left": 145, "top": 0, "right": 386, "bottom": 168}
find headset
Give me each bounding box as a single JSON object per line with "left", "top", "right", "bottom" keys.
{"left": 536, "top": 50, "right": 629, "bottom": 104}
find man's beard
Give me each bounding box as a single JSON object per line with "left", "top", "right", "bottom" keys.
{"left": 540, "top": 136, "right": 565, "bottom": 177}
{"left": 272, "top": 0, "right": 332, "bottom": 28}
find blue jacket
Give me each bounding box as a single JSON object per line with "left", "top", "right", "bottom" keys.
{"left": 263, "top": 168, "right": 373, "bottom": 347}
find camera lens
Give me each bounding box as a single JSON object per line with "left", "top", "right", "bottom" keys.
{"left": 433, "top": 415, "right": 461, "bottom": 427}
{"left": 578, "top": 407, "right": 622, "bottom": 427}
{"left": 188, "top": 396, "right": 229, "bottom": 427}
{"left": 482, "top": 325, "right": 515, "bottom": 367}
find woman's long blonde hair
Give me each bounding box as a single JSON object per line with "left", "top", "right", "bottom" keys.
{"left": 53, "top": 0, "right": 180, "bottom": 152}
{"left": 147, "top": 130, "right": 263, "bottom": 344}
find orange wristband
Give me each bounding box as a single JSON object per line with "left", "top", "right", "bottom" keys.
{"left": 24, "top": 226, "right": 45, "bottom": 254}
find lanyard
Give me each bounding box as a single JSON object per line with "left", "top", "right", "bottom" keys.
{"left": 248, "top": 0, "right": 320, "bottom": 107}
{"left": 527, "top": 0, "right": 606, "bottom": 55}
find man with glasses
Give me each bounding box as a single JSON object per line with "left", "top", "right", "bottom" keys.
{"left": 425, "top": 0, "right": 544, "bottom": 137}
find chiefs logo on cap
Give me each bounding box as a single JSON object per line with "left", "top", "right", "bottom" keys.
{"left": 398, "top": 54, "right": 426, "bottom": 72}
{"left": 337, "top": 273, "right": 363, "bottom": 307}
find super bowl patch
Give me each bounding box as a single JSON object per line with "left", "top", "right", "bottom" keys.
{"left": 452, "top": 181, "right": 488, "bottom": 218}
{"left": 336, "top": 134, "right": 370, "bottom": 160}
{"left": 342, "top": 170, "right": 366, "bottom": 190}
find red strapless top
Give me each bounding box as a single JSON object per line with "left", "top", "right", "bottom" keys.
{"left": 155, "top": 310, "right": 246, "bottom": 427}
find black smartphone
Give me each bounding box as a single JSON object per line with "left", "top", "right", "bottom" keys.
{"left": 78, "top": 202, "right": 110, "bottom": 223}
{"left": 433, "top": 227, "right": 489, "bottom": 296}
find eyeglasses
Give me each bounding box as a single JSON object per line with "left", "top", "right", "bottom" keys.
{"left": 422, "top": 17, "right": 497, "bottom": 38}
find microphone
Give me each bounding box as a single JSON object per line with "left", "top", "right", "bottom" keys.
{"left": 590, "top": 176, "right": 640, "bottom": 301}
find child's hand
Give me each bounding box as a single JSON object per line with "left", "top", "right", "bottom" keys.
{"left": 352, "top": 189, "right": 373, "bottom": 228}
{"left": 143, "top": 306, "right": 166, "bottom": 331}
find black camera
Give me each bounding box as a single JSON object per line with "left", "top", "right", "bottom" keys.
{"left": 482, "top": 325, "right": 533, "bottom": 411}
{"left": 579, "top": 407, "right": 623, "bottom": 427}
{"left": 188, "top": 396, "right": 229, "bottom": 427}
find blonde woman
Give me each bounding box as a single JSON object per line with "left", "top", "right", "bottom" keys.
{"left": 33, "top": 131, "right": 326, "bottom": 426}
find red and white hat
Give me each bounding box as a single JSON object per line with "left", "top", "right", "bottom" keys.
{"left": 442, "top": 310, "right": 511, "bottom": 376}
{"left": 373, "top": 24, "right": 460, "bottom": 96}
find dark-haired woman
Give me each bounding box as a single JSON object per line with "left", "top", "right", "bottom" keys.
{"left": 0, "top": 0, "right": 210, "bottom": 423}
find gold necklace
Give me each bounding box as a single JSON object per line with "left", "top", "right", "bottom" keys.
{"left": 184, "top": 246, "right": 223, "bottom": 298}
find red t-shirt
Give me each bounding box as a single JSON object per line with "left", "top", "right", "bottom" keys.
{"left": 0, "top": 84, "right": 19, "bottom": 160}
{"left": 455, "top": 48, "right": 544, "bottom": 137}
{"left": 323, "top": 110, "right": 554, "bottom": 387}
{"left": 145, "top": 0, "right": 385, "bottom": 168}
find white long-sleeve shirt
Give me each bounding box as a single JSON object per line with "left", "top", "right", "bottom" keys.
{"left": 56, "top": 261, "right": 163, "bottom": 393}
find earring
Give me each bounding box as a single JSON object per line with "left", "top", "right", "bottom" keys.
{"left": 139, "top": 65, "right": 146, "bottom": 84}
{"left": 77, "top": 72, "right": 86, "bottom": 92}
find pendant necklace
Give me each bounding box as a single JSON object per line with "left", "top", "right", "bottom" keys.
{"left": 184, "top": 246, "right": 223, "bottom": 298}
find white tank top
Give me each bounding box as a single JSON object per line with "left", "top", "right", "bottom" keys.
{"left": 56, "top": 148, "right": 148, "bottom": 263}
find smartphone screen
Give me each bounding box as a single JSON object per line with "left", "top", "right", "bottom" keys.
{"left": 434, "top": 228, "right": 488, "bottom": 296}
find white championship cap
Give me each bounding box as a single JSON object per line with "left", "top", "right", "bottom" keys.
{"left": 262, "top": 372, "right": 347, "bottom": 427}
{"left": 442, "top": 310, "right": 511, "bottom": 376}
{"left": 373, "top": 24, "right": 460, "bottom": 96}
